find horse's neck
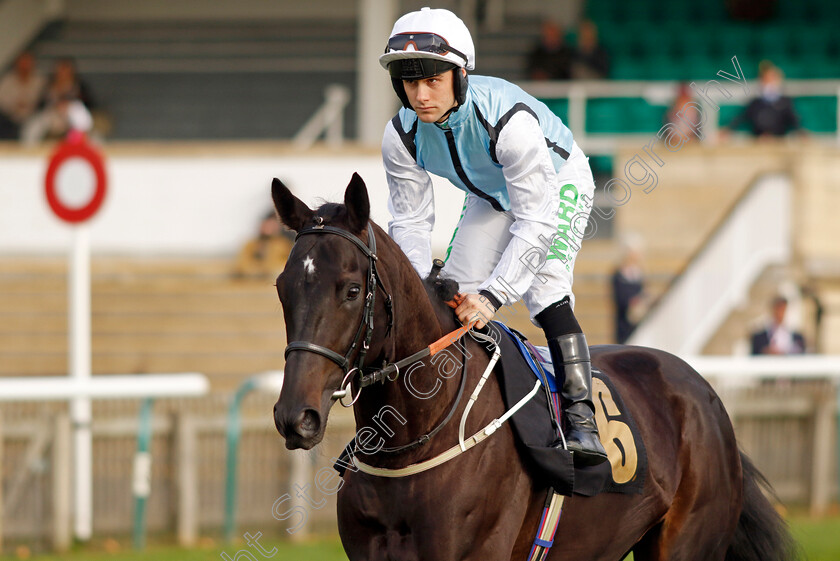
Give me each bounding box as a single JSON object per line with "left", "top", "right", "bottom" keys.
{"left": 376, "top": 230, "right": 448, "bottom": 358}
{"left": 353, "top": 248, "right": 482, "bottom": 455}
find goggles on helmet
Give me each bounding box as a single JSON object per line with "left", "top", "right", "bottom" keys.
{"left": 385, "top": 32, "right": 468, "bottom": 66}
{"left": 388, "top": 58, "right": 458, "bottom": 81}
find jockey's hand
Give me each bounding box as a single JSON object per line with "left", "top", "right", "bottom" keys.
{"left": 455, "top": 293, "right": 496, "bottom": 329}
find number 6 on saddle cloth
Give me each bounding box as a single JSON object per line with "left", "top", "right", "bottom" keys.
{"left": 489, "top": 321, "right": 647, "bottom": 497}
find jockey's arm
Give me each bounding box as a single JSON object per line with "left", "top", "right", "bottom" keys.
{"left": 476, "top": 111, "right": 560, "bottom": 307}
{"left": 382, "top": 120, "right": 435, "bottom": 279}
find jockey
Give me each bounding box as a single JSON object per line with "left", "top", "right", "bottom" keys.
{"left": 379, "top": 7, "right": 607, "bottom": 467}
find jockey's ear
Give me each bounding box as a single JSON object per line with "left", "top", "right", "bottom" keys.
{"left": 271, "top": 178, "right": 314, "bottom": 232}
{"left": 344, "top": 172, "right": 370, "bottom": 234}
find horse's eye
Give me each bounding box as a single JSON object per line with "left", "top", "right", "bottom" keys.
{"left": 347, "top": 286, "right": 362, "bottom": 300}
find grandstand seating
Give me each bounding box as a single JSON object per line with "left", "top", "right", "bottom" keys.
{"left": 25, "top": 17, "right": 537, "bottom": 140}
{"left": 30, "top": 20, "right": 358, "bottom": 139}
{"left": 17, "top": 5, "right": 839, "bottom": 141}
{"left": 0, "top": 247, "right": 676, "bottom": 391}
{"left": 0, "top": 259, "right": 286, "bottom": 390}
{"left": 584, "top": 0, "right": 840, "bottom": 137}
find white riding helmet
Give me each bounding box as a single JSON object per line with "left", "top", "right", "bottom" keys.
{"left": 379, "top": 7, "right": 476, "bottom": 71}
{"left": 380, "top": 8, "right": 475, "bottom": 109}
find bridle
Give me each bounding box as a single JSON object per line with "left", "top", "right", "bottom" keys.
{"left": 284, "top": 218, "right": 394, "bottom": 386}
{"left": 282, "top": 216, "right": 473, "bottom": 455}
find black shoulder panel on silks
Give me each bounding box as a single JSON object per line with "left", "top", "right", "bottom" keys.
{"left": 473, "top": 102, "right": 570, "bottom": 164}
{"left": 391, "top": 114, "right": 419, "bottom": 161}
{"left": 488, "top": 322, "right": 647, "bottom": 497}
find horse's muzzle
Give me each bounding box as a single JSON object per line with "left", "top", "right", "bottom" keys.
{"left": 274, "top": 402, "right": 323, "bottom": 450}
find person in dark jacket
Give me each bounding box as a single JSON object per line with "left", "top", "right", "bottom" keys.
{"left": 611, "top": 241, "right": 646, "bottom": 344}
{"left": 526, "top": 21, "right": 572, "bottom": 80}
{"left": 750, "top": 296, "right": 806, "bottom": 355}
{"left": 571, "top": 20, "right": 610, "bottom": 80}
{"left": 724, "top": 61, "right": 801, "bottom": 137}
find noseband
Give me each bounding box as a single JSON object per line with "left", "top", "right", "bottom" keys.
{"left": 284, "top": 219, "right": 394, "bottom": 377}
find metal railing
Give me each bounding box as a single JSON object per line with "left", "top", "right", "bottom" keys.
{"left": 517, "top": 77, "right": 840, "bottom": 155}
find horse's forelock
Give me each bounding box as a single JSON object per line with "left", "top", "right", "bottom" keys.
{"left": 313, "top": 202, "right": 353, "bottom": 229}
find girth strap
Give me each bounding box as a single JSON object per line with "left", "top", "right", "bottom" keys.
{"left": 526, "top": 491, "right": 565, "bottom": 561}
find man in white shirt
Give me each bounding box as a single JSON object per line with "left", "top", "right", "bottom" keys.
{"left": 0, "top": 52, "right": 46, "bottom": 139}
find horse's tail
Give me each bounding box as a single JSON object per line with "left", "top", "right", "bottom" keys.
{"left": 725, "top": 452, "right": 797, "bottom": 561}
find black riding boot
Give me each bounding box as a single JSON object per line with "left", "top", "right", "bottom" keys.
{"left": 547, "top": 332, "right": 608, "bottom": 467}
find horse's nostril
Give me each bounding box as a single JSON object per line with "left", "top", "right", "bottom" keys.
{"left": 297, "top": 408, "right": 321, "bottom": 437}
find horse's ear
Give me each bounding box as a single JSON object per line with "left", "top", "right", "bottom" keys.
{"left": 272, "top": 178, "right": 313, "bottom": 232}
{"left": 344, "top": 172, "right": 370, "bottom": 234}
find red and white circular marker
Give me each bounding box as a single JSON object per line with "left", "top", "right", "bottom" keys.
{"left": 45, "top": 134, "right": 107, "bottom": 224}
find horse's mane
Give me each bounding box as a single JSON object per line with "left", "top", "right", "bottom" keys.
{"left": 426, "top": 275, "right": 460, "bottom": 305}
{"left": 315, "top": 202, "right": 349, "bottom": 222}
{"left": 421, "top": 272, "right": 463, "bottom": 332}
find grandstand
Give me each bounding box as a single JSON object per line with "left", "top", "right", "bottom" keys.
{"left": 12, "top": 0, "right": 837, "bottom": 139}
{"left": 1, "top": 0, "right": 839, "bottom": 551}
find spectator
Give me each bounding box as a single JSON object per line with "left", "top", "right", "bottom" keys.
{"left": 570, "top": 20, "right": 609, "bottom": 80}
{"left": 21, "top": 58, "right": 95, "bottom": 144}
{"left": 664, "top": 82, "right": 701, "bottom": 141}
{"left": 726, "top": 0, "right": 777, "bottom": 22}
{"left": 0, "top": 51, "right": 46, "bottom": 140}
{"left": 750, "top": 296, "right": 806, "bottom": 355}
{"left": 40, "top": 58, "right": 96, "bottom": 110}
{"left": 611, "top": 237, "right": 647, "bottom": 344}
{"left": 722, "top": 61, "right": 802, "bottom": 139}
{"left": 233, "top": 211, "right": 294, "bottom": 279}
{"left": 526, "top": 21, "right": 572, "bottom": 80}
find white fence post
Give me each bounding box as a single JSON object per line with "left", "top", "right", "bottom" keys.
{"left": 176, "top": 413, "right": 199, "bottom": 546}
{"left": 810, "top": 391, "right": 835, "bottom": 516}
{"left": 288, "top": 451, "right": 312, "bottom": 542}
{"left": 51, "top": 414, "right": 72, "bottom": 552}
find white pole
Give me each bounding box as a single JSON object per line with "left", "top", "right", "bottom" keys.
{"left": 356, "top": 0, "right": 397, "bottom": 145}
{"left": 69, "top": 224, "right": 92, "bottom": 541}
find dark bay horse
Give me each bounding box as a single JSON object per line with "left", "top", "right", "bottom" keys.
{"left": 271, "top": 174, "right": 793, "bottom": 561}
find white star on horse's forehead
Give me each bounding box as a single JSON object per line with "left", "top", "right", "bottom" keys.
{"left": 303, "top": 255, "right": 316, "bottom": 276}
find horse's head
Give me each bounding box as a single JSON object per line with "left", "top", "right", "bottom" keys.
{"left": 271, "top": 173, "right": 389, "bottom": 449}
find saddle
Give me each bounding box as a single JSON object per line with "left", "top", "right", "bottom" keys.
{"left": 488, "top": 321, "right": 647, "bottom": 497}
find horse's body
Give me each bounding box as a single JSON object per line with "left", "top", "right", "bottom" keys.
{"left": 271, "top": 175, "right": 792, "bottom": 561}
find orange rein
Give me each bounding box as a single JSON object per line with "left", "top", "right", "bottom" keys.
{"left": 429, "top": 293, "right": 477, "bottom": 355}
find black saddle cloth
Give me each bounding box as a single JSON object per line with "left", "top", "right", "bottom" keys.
{"left": 487, "top": 322, "right": 647, "bottom": 497}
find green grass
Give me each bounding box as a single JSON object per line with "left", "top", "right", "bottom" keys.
{"left": 789, "top": 516, "right": 840, "bottom": 561}
{"left": 2, "top": 515, "right": 838, "bottom": 560}
{"left": 0, "top": 538, "right": 349, "bottom": 561}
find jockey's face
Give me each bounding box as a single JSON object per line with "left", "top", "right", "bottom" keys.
{"left": 403, "top": 69, "right": 457, "bottom": 123}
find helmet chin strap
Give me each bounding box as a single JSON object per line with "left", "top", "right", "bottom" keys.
{"left": 436, "top": 102, "right": 460, "bottom": 124}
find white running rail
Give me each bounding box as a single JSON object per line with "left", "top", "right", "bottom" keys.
{"left": 627, "top": 173, "right": 793, "bottom": 355}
